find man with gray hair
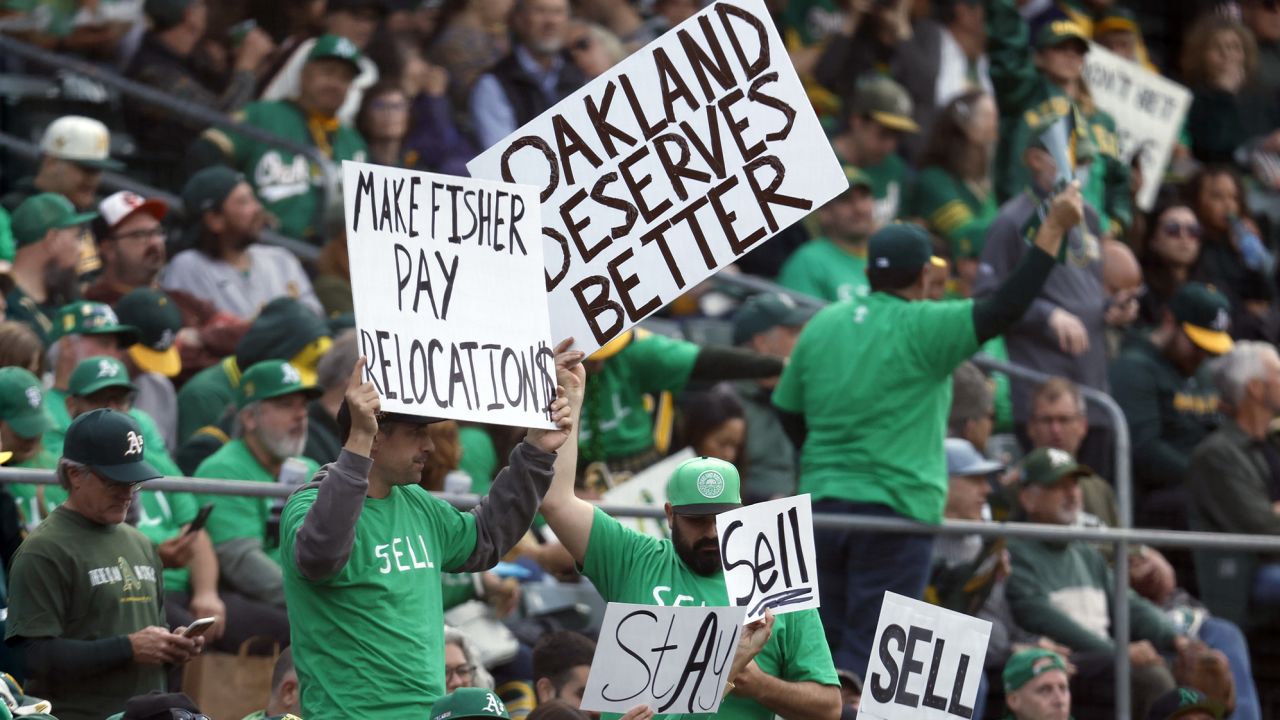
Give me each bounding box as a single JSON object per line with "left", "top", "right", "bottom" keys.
{"left": 1189, "top": 340, "right": 1280, "bottom": 608}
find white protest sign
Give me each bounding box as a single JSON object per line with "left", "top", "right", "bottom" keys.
{"left": 601, "top": 446, "right": 696, "bottom": 539}
{"left": 1083, "top": 43, "right": 1191, "bottom": 211}
{"left": 342, "top": 160, "right": 555, "bottom": 429}
{"left": 716, "top": 494, "right": 818, "bottom": 621}
{"left": 582, "top": 602, "right": 746, "bottom": 715}
{"left": 857, "top": 592, "right": 991, "bottom": 720}
{"left": 467, "top": 0, "right": 846, "bottom": 355}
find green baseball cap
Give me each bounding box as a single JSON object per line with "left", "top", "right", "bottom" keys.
{"left": 1036, "top": 18, "right": 1090, "bottom": 51}
{"left": 0, "top": 368, "right": 54, "bottom": 440}
{"left": 115, "top": 288, "right": 184, "bottom": 378}
{"left": 50, "top": 301, "right": 141, "bottom": 346}
{"left": 850, "top": 75, "right": 919, "bottom": 133}
{"left": 666, "top": 456, "right": 742, "bottom": 515}
{"left": 732, "top": 293, "right": 815, "bottom": 345}
{"left": 1146, "top": 687, "right": 1226, "bottom": 720}
{"left": 1170, "top": 282, "right": 1233, "bottom": 355}
{"left": 143, "top": 0, "right": 193, "bottom": 28}
{"left": 69, "top": 356, "right": 137, "bottom": 398}
{"left": 1095, "top": 6, "right": 1140, "bottom": 36}
{"left": 868, "top": 223, "right": 947, "bottom": 275}
{"left": 182, "top": 165, "right": 245, "bottom": 216}
{"left": 307, "top": 33, "right": 364, "bottom": 73}
{"left": 1003, "top": 647, "right": 1068, "bottom": 692}
{"left": 1019, "top": 447, "right": 1093, "bottom": 487}
{"left": 63, "top": 408, "right": 161, "bottom": 484}
{"left": 11, "top": 193, "right": 97, "bottom": 247}
{"left": 844, "top": 165, "right": 873, "bottom": 192}
{"left": 238, "top": 360, "right": 322, "bottom": 409}
{"left": 430, "top": 688, "right": 511, "bottom": 720}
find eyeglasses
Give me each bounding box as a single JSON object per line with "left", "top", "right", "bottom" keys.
{"left": 1160, "top": 221, "right": 1202, "bottom": 239}
{"left": 1030, "top": 414, "right": 1083, "bottom": 426}
{"left": 111, "top": 227, "right": 167, "bottom": 243}
{"left": 569, "top": 36, "right": 593, "bottom": 53}
{"left": 370, "top": 99, "right": 408, "bottom": 112}
{"left": 445, "top": 664, "right": 475, "bottom": 680}
{"left": 167, "top": 711, "right": 212, "bottom": 720}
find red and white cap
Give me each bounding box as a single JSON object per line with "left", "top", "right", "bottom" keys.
{"left": 96, "top": 191, "right": 168, "bottom": 231}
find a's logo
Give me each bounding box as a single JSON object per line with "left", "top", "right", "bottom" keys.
{"left": 1178, "top": 688, "right": 1200, "bottom": 706}
{"left": 24, "top": 387, "right": 41, "bottom": 409}
{"left": 281, "top": 363, "right": 302, "bottom": 385}
{"left": 1031, "top": 656, "right": 1058, "bottom": 675}
{"left": 98, "top": 358, "right": 119, "bottom": 378}
{"left": 482, "top": 693, "right": 505, "bottom": 715}
{"left": 696, "top": 470, "right": 725, "bottom": 499}
{"left": 124, "top": 430, "right": 144, "bottom": 457}
{"left": 335, "top": 37, "right": 357, "bottom": 57}
{"left": 1212, "top": 308, "right": 1230, "bottom": 332}
{"left": 157, "top": 328, "right": 176, "bottom": 351}
{"left": 1047, "top": 448, "right": 1072, "bottom": 467}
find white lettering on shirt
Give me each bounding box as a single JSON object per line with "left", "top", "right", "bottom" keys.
{"left": 651, "top": 586, "right": 702, "bottom": 607}
{"left": 374, "top": 535, "right": 436, "bottom": 574}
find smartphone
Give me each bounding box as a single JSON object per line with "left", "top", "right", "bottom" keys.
{"left": 183, "top": 617, "right": 217, "bottom": 638}
{"left": 184, "top": 504, "right": 215, "bottom": 536}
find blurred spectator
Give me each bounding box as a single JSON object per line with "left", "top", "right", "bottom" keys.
{"left": 1101, "top": 238, "right": 1144, "bottom": 354}
{"left": 1007, "top": 447, "right": 1180, "bottom": 716}
{"left": 532, "top": 630, "right": 594, "bottom": 709}
{"left": 6, "top": 194, "right": 96, "bottom": 344}
{"left": 573, "top": 0, "right": 653, "bottom": 51}
{"left": 193, "top": 360, "right": 321, "bottom": 607}
{"left": 163, "top": 166, "right": 322, "bottom": 319}
{"left": 1181, "top": 15, "right": 1280, "bottom": 166}
{"left": 1092, "top": 7, "right": 1156, "bottom": 69}
{"left": 113, "top": 289, "right": 184, "bottom": 452}
{"left": 1243, "top": 0, "right": 1280, "bottom": 96}
{"left": 1, "top": 116, "right": 119, "bottom": 214}
{"left": 644, "top": 0, "right": 697, "bottom": 38}
{"left": 42, "top": 302, "right": 141, "bottom": 430}
{"left": 1002, "top": 648, "right": 1071, "bottom": 720}
{"left": 175, "top": 296, "right": 330, "bottom": 444}
{"left": 6, "top": 410, "right": 202, "bottom": 720}
{"left": 429, "top": 0, "right": 515, "bottom": 116}
{"left": 949, "top": 361, "right": 994, "bottom": 454}
{"left": 891, "top": 0, "right": 992, "bottom": 158}
{"left": 1139, "top": 204, "right": 1204, "bottom": 328}
{"left": 725, "top": 293, "right": 813, "bottom": 501}
{"left": 1025, "top": 377, "right": 1118, "bottom": 528}
{"left": 124, "top": 0, "right": 276, "bottom": 159}
{"left": 306, "top": 328, "right": 358, "bottom": 467}
{"left": 431, "top": 688, "right": 514, "bottom": 720}
{"left": 0, "top": 367, "right": 62, "bottom": 528}
{"left": 675, "top": 390, "right": 746, "bottom": 466}
{"left": 114, "top": 692, "right": 208, "bottom": 720}
{"left": 909, "top": 90, "right": 999, "bottom": 263}
{"left": 315, "top": 232, "right": 354, "bottom": 317}
{"left": 976, "top": 137, "right": 1113, "bottom": 478}
{"left": 469, "top": 0, "right": 584, "bottom": 150}
{"left": 1146, "top": 688, "right": 1227, "bottom": 720}
{"left": 421, "top": 420, "right": 464, "bottom": 491}
{"left": 812, "top": 0, "right": 914, "bottom": 109}
{"left": 356, "top": 81, "right": 416, "bottom": 167}
{"left": 445, "top": 626, "right": 497, "bottom": 692}
{"left": 565, "top": 20, "right": 626, "bottom": 79}
{"left": 829, "top": 76, "right": 917, "bottom": 226}
{"left": 87, "top": 190, "right": 249, "bottom": 382}
{"left": 1186, "top": 167, "right": 1271, "bottom": 323}
{"left": 192, "top": 37, "right": 370, "bottom": 242}
{"left": 984, "top": 0, "right": 1130, "bottom": 235}
{"left": 260, "top": 0, "right": 385, "bottom": 125}
{"left": 778, "top": 168, "right": 876, "bottom": 302}
{"left": 0, "top": 321, "right": 46, "bottom": 377}
{"left": 527, "top": 700, "right": 588, "bottom": 720}
{"left": 240, "top": 647, "right": 301, "bottom": 720}
{"left": 1111, "top": 282, "right": 1229, "bottom": 530}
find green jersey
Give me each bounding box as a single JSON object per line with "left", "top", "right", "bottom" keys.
{"left": 10, "top": 447, "right": 63, "bottom": 530}
{"left": 193, "top": 439, "right": 319, "bottom": 546}
{"left": 202, "top": 100, "right": 367, "bottom": 240}
{"left": 177, "top": 357, "right": 239, "bottom": 443}
{"left": 6, "top": 507, "right": 165, "bottom": 720}
{"left": 907, "top": 167, "right": 998, "bottom": 259}
{"left": 835, "top": 152, "right": 906, "bottom": 227}
{"left": 580, "top": 331, "right": 700, "bottom": 463}
{"left": 777, "top": 238, "right": 869, "bottom": 303}
{"left": 42, "top": 389, "right": 182, "bottom": 477}
{"left": 133, "top": 489, "right": 200, "bottom": 593}
{"left": 280, "top": 483, "right": 478, "bottom": 717}
{"left": 583, "top": 508, "right": 838, "bottom": 720}
{"left": 459, "top": 425, "right": 498, "bottom": 495}
{"left": 773, "top": 294, "right": 979, "bottom": 524}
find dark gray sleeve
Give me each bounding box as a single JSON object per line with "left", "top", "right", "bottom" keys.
{"left": 293, "top": 450, "right": 372, "bottom": 581}
{"left": 23, "top": 636, "right": 133, "bottom": 678}
{"left": 453, "top": 441, "right": 556, "bottom": 572}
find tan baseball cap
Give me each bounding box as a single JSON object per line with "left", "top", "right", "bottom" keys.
{"left": 39, "top": 116, "right": 123, "bottom": 171}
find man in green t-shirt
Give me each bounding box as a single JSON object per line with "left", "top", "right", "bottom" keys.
{"left": 6, "top": 409, "right": 204, "bottom": 720}
{"left": 194, "top": 359, "right": 321, "bottom": 608}
{"left": 829, "top": 76, "right": 918, "bottom": 226}
{"left": 772, "top": 184, "right": 1083, "bottom": 677}
{"left": 6, "top": 193, "right": 97, "bottom": 345}
{"left": 542, "top": 366, "right": 840, "bottom": 720}
{"left": 280, "top": 345, "right": 577, "bottom": 717}
{"left": 778, "top": 167, "right": 877, "bottom": 303}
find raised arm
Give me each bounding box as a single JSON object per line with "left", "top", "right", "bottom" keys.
{"left": 537, "top": 340, "right": 596, "bottom": 566}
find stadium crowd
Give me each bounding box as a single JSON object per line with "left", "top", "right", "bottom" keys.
{"left": 1, "top": 0, "right": 1280, "bottom": 718}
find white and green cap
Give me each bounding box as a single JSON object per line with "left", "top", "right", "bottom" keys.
{"left": 666, "top": 456, "right": 742, "bottom": 516}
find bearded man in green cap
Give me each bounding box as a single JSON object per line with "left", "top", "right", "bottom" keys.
{"left": 6, "top": 194, "right": 96, "bottom": 344}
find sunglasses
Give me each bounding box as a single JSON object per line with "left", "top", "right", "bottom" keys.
{"left": 569, "top": 36, "right": 593, "bottom": 53}
{"left": 1161, "top": 221, "right": 1202, "bottom": 239}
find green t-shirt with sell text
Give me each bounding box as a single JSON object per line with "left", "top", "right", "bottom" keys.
{"left": 193, "top": 439, "right": 318, "bottom": 546}
{"left": 280, "top": 481, "right": 478, "bottom": 717}
{"left": 583, "top": 508, "right": 838, "bottom": 720}
{"left": 777, "top": 238, "right": 869, "bottom": 303}
{"left": 132, "top": 489, "right": 200, "bottom": 593}
{"left": 773, "top": 294, "right": 979, "bottom": 524}
{"left": 6, "top": 507, "right": 165, "bottom": 720}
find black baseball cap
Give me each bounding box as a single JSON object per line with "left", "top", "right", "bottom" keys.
{"left": 64, "top": 408, "right": 161, "bottom": 484}
{"left": 1146, "top": 688, "right": 1225, "bottom": 720}
{"left": 868, "top": 224, "right": 948, "bottom": 273}
{"left": 335, "top": 399, "right": 444, "bottom": 443}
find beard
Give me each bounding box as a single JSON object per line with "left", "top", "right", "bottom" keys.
{"left": 672, "top": 520, "right": 723, "bottom": 576}
{"left": 259, "top": 425, "right": 306, "bottom": 461}
{"left": 43, "top": 262, "right": 79, "bottom": 305}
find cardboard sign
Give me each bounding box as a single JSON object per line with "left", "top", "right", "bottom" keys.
{"left": 1083, "top": 43, "right": 1192, "bottom": 211}
{"left": 600, "top": 447, "right": 696, "bottom": 540}
{"left": 342, "top": 160, "right": 555, "bottom": 429}
{"left": 858, "top": 592, "right": 992, "bottom": 720}
{"left": 716, "top": 494, "right": 818, "bottom": 621}
{"left": 582, "top": 602, "right": 747, "bottom": 715}
{"left": 467, "top": 0, "right": 846, "bottom": 355}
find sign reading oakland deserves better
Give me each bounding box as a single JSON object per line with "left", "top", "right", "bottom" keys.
{"left": 342, "top": 160, "right": 555, "bottom": 429}
{"left": 467, "top": 0, "right": 846, "bottom": 355}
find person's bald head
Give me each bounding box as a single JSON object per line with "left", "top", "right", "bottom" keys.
{"left": 1102, "top": 238, "right": 1142, "bottom": 296}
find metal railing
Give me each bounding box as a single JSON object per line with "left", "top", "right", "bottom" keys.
{"left": 0, "top": 33, "right": 338, "bottom": 241}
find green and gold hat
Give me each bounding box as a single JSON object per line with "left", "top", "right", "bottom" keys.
{"left": 0, "top": 368, "right": 55, "bottom": 440}
{"left": 115, "top": 288, "right": 183, "bottom": 379}
{"left": 238, "top": 360, "right": 321, "bottom": 409}
{"left": 851, "top": 75, "right": 919, "bottom": 133}
{"left": 666, "top": 456, "right": 742, "bottom": 515}
{"left": 1019, "top": 447, "right": 1093, "bottom": 487}
{"left": 1170, "top": 282, "right": 1233, "bottom": 355}
{"left": 1036, "top": 18, "right": 1090, "bottom": 51}
{"left": 51, "top": 301, "right": 141, "bottom": 346}
{"left": 69, "top": 356, "right": 137, "bottom": 398}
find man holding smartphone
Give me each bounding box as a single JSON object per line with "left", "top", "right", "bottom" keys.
{"left": 280, "top": 342, "right": 580, "bottom": 717}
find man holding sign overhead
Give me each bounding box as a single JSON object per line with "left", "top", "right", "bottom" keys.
{"left": 541, "top": 367, "right": 841, "bottom": 720}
